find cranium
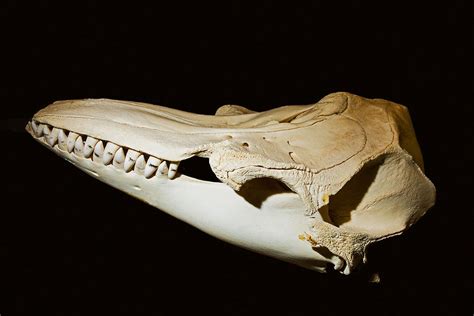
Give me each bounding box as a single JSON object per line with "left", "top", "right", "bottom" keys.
{"left": 26, "top": 92, "right": 435, "bottom": 274}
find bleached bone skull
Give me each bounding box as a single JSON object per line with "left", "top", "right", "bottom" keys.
{"left": 26, "top": 92, "right": 435, "bottom": 274}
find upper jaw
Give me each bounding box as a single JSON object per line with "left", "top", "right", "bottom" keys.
{"left": 27, "top": 99, "right": 223, "bottom": 181}
{"left": 30, "top": 98, "right": 225, "bottom": 163}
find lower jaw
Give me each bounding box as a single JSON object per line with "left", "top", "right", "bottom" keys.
{"left": 28, "top": 127, "right": 333, "bottom": 272}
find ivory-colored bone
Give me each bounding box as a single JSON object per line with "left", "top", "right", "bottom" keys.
{"left": 26, "top": 92, "right": 436, "bottom": 274}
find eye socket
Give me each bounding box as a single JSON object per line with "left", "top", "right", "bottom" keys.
{"left": 237, "top": 177, "right": 293, "bottom": 208}
{"left": 242, "top": 142, "right": 249, "bottom": 147}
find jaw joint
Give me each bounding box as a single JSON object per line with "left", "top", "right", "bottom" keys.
{"left": 308, "top": 220, "right": 373, "bottom": 275}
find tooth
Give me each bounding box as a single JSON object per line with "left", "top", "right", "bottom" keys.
{"left": 168, "top": 161, "right": 179, "bottom": 179}
{"left": 83, "top": 137, "right": 99, "bottom": 158}
{"left": 34, "top": 123, "right": 45, "bottom": 137}
{"left": 133, "top": 155, "right": 146, "bottom": 174}
{"left": 45, "top": 127, "right": 60, "bottom": 146}
{"left": 43, "top": 125, "right": 51, "bottom": 137}
{"left": 74, "top": 136, "right": 84, "bottom": 156}
{"left": 32, "top": 121, "right": 42, "bottom": 136}
{"left": 144, "top": 156, "right": 161, "bottom": 178}
{"left": 103, "top": 142, "right": 119, "bottom": 165}
{"left": 93, "top": 141, "right": 105, "bottom": 162}
{"left": 113, "top": 147, "right": 126, "bottom": 168}
{"left": 67, "top": 132, "right": 79, "bottom": 153}
{"left": 157, "top": 160, "right": 168, "bottom": 176}
{"left": 124, "top": 149, "right": 140, "bottom": 172}
{"left": 58, "top": 129, "right": 68, "bottom": 151}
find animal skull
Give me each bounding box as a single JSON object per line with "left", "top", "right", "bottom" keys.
{"left": 26, "top": 92, "right": 435, "bottom": 274}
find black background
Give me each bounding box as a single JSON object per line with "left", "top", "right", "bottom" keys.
{"left": 1, "top": 1, "right": 473, "bottom": 315}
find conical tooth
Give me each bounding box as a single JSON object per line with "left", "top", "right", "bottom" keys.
{"left": 123, "top": 149, "right": 140, "bottom": 172}
{"left": 83, "top": 137, "right": 99, "bottom": 158}
{"left": 74, "top": 136, "right": 84, "bottom": 156}
{"left": 113, "top": 147, "right": 126, "bottom": 168}
{"left": 133, "top": 155, "right": 146, "bottom": 174}
{"left": 67, "top": 132, "right": 79, "bottom": 153}
{"left": 157, "top": 160, "right": 168, "bottom": 176}
{"left": 93, "top": 141, "right": 105, "bottom": 162}
{"left": 103, "top": 142, "right": 120, "bottom": 165}
{"left": 58, "top": 129, "right": 68, "bottom": 151}
{"left": 42, "top": 125, "right": 51, "bottom": 137}
{"left": 34, "top": 123, "right": 45, "bottom": 137}
{"left": 45, "top": 127, "right": 60, "bottom": 146}
{"left": 144, "top": 156, "right": 161, "bottom": 178}
{"left": 168, "top": 161, "right": 180, "bottom": 179}
{"left": 32, "top": 121, "right": 41, "bottom": 136}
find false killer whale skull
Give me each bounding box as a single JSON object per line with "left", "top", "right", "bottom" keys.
{"left": 26, "top": 92, "right": 435, "bottom": 274}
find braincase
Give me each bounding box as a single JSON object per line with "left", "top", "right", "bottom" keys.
{"left": 233, "top": 92, "right": 402, "bottom": 173}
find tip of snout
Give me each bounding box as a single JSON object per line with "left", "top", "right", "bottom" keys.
{"left": 25, "top": 120, "right": 33, "bottom": 135}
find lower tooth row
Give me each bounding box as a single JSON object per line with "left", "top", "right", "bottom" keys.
{"left": 31, "top": 122, "right": 179, "bottom": 179}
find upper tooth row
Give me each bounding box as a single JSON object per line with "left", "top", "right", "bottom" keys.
{"left": 31, "top": 121, "right": 179, "bottom": 179}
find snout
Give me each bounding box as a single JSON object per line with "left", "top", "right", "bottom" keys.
{"left": 31, "top": 98, "right": 232, "bottom": 161}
